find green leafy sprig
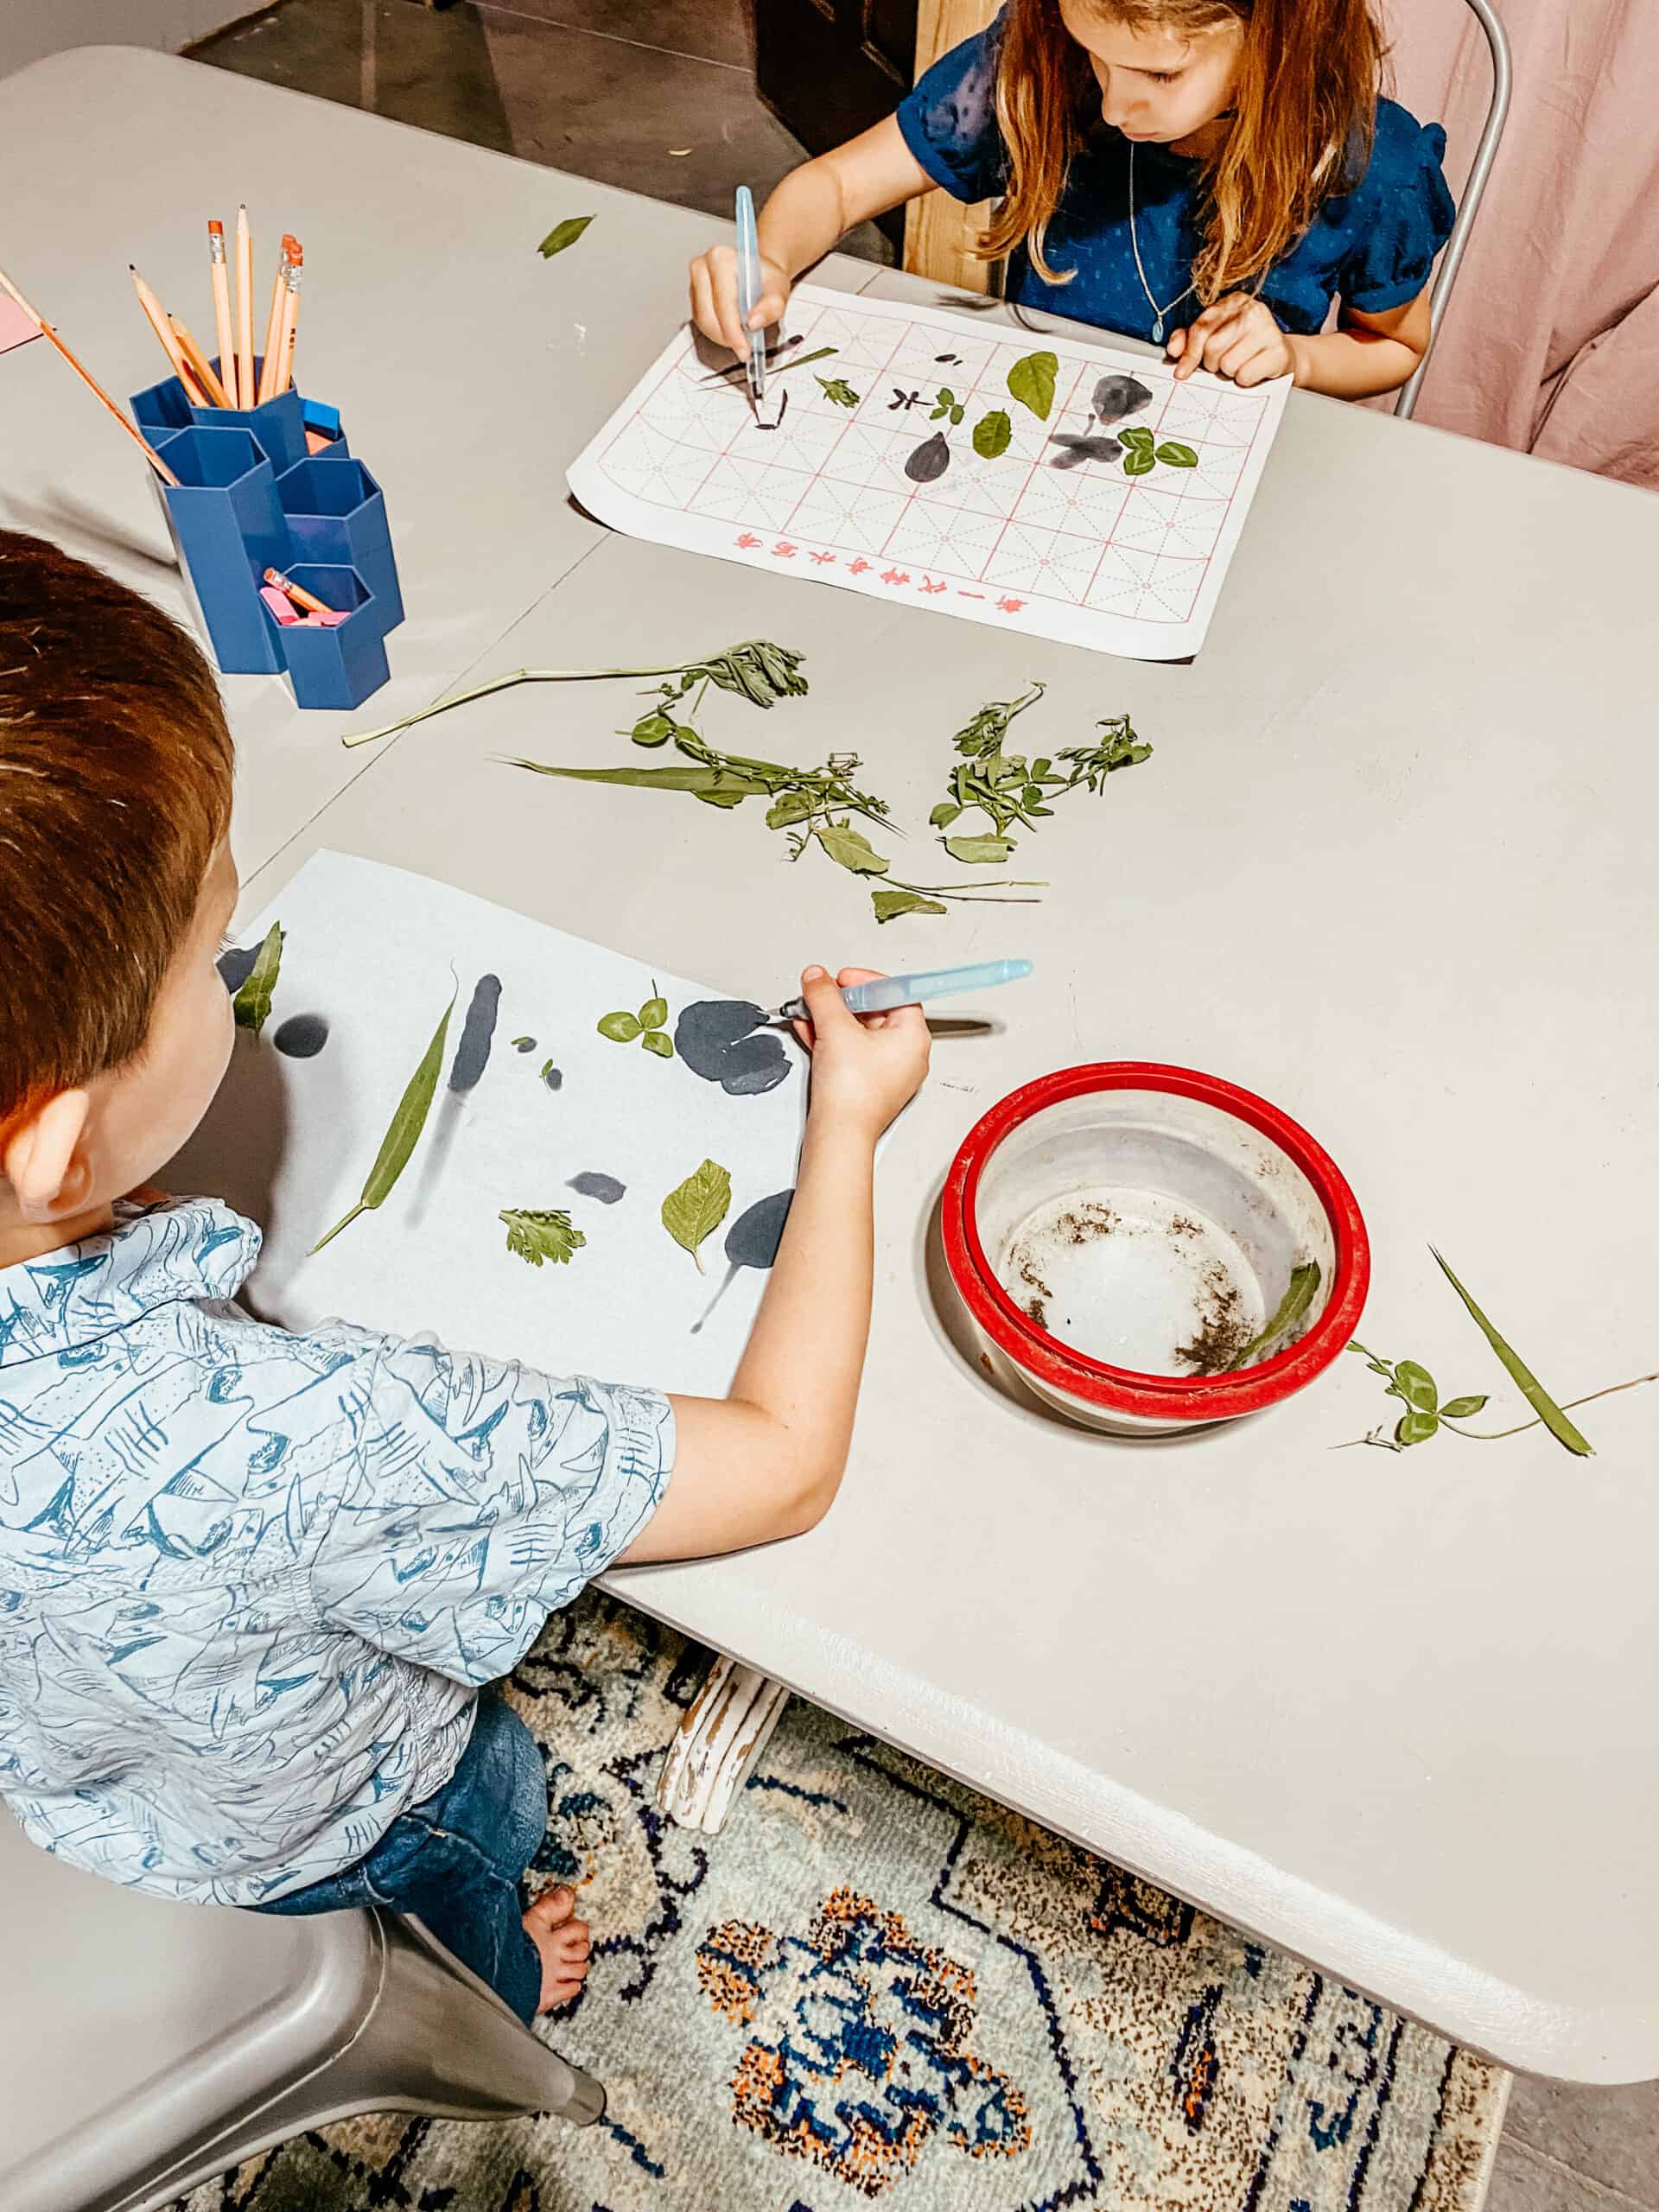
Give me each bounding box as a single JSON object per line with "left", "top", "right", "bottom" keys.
{"left": 1117, "top": 425, "right": 1198, "bottom": 478}
{"left": 929, "top": 689, "right": 1152, "bottom": 851}
{"left": 930, "top": 385, "right": 965, "bottom": 425}
{"left": 231, "top": 922, "right": 284, "bottom": 1036}
{"left": 816, "top": 375, "right": 860, "bottom": 407}
{"left": 599, "top": 984, "right": 673, "bottom": 1057}
{"left": 341, "top": 640, "right": 807, "bottom": 751}
{"left": 501, "top": 1208, "right": 586, "bottom": 1267}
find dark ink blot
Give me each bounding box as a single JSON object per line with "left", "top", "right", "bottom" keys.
{"left": 934, "top": 352, "right": 962, "bottom": 365}
{"left": 448, "top": 974, "right": 501, "bottom": 1094}
{"left": 217, "top": 945, "right": 258, "bottom": 994}
{"left": 272, "top": 1013, "right": 328, "bottom": 1058}
{"left": 516, "top": 1037, "right": 537, "bottom": 1053}
{"left": 725, "top": 1188, "right": 794, "bottom": 1269}
{"left": 674, "top": 1000, "right": 791, "bottom": 1097}
{"left": 1090, "top": 372, "right": 1154, "bottom": 424}
{"left": 1048, "top": 432, "right": 1123, "bottom": 471}
{"left": 905, "top": 430, "right": 951, "bottom": 483}
{"left": 568, "top": 1171, "right": 626, "bottom": 1205}
{"left": 542, "top": 1065, "right": 563, "bottom": 1091}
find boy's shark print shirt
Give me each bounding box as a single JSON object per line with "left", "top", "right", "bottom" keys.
{"left": 0, "top": 1198, "right": 673, "bottom": 1904}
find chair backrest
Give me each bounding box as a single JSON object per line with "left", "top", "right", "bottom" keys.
{"left": 899, "top": 0, "right": 1513, "bottom": 419}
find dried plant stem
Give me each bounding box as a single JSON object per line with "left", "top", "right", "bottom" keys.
{"left": 342, "top": 665, "right": 712, "bottom": 750}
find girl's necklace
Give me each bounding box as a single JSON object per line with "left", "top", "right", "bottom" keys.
{"left": 1127, "top": 141, "right": 1198, "bottom": 345}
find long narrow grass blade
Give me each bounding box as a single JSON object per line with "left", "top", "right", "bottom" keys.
{"left": 308, "top": 987, "right": 456, "bottom": 1254}
{"left": 1224, "top": 1260, "right": 1320, "bottom": 1371}
{"left": 1429, "top": 1246, "right": 1593, "bottom": 1456}
{"left": 231, "top": 920, "right": 284, "bottom": 1036}
{"left": 340, "top": 664, "right": 707, "bottom": 750}
{"left": 504, "top": 759, "right": 771, "bottom": 797}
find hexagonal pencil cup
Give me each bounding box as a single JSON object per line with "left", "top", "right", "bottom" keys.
{"left": 276, "top": 455, "right": 404, "bottom": 627}
{"left": 131, "top": 361, "right": 308, "bottom": 472}
{"left": 264, "top": 564, "right": 391, "bottom": 711}
{"left": 152, "top": 425, "right": 289, "bottom": 676}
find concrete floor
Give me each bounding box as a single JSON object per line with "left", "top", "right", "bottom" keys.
{"left": 189, "top": 6, "right": 1658, "bottom": 2208}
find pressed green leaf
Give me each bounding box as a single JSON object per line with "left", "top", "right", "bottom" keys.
{"left": 1155, "top": 440, "right": 1199, "bottom": 467}
{"left": 598, "top": 1009, "right": 642, "bottom": 1042}
{"left": 638, "top": 990, "right": 669, "bottom": 1032}
{"left": 815, "top": 823, "right": 890, "bottom": 875}
{"left": 501, "top": 1207, "right": 586, "bottom": 1267}
{"left": 943, "top": 834, "right": 1015, "bottom": 865}
{"left": 815, "top": 376, "right": 861, "bottom": 407}
{"left": 765, "top": 789, "right": 816, "bottom": 829}
{"left": 310, "top": 986, "right": 456, "bottom": 1253}
{"left": 662, "top": 1158, "right": 732, "bottom": 1273}
{"left": 972, "top": 409, "right": 1013, "bottom": 459}
{"left": 1440, "top": 1394, "right": 1490, "bottom": 1420}
{"left": 232, "top": 921, "right": 284, "bottom": 1037}
{"left": 1007, "top": 350, "right": 1058, "bottom": 421}
{"left": 694, "top": 785, "right": 754, "bottom": 809}
{"left": 929, "top": 800, "right": 964, "bottom": 829}
{"left": 507, "top": 760, "right": 770, "bottom": 797}
{"left": 1429, "top": 1246, "right": 1594, "bottom": 1455}
{"left": 511, "top": 1035, "right": 533, "bottom": 1048}
{"left": 1393, "top": 1358, "right": 1439, "bottom": 1413}
{"left": 640, "top": 1029, "right": 675, "bottom": 1058}
{"left": 537, "top": 214, "right": 594, "bottom": 259}
{"left": 1224, "top": 1261, "right": 1322, "bottom": 1370}
{"left": 630, "top": 713, "right": 676, "bottom": 747}
{"left": 1395, "top": 1408, "right": 1440, "bottom": 1446}
{"left": 1122, "top": 447, "right": 1157, "bottom": 478}
{"left": 1117, "top": 425, "right": 1156, "bottom": 451}
{"left": 872, "top": 887, "right": 947, "bottom": 922}
{"left": 540, "top": 1058, "right": 556, "bottom": 1079}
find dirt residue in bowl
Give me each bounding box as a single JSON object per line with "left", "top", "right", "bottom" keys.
{"left": 1173, "top": 1262, "right": 1255, "bottom": 1374}
{"left": 1057, "top": 1200, "right": 1117, "bottom": 1244}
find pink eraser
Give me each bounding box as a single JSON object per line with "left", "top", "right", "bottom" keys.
{"left": 260, "top": 584, "right": 300, "bottom": 624}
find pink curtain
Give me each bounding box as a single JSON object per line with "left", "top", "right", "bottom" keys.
{"left": 1382, "top": 0, "right": 1659, "bottom": 487}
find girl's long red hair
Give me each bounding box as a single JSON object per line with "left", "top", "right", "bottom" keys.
{"left": 979, "top": 0, "right": 1389, "bottom": 301}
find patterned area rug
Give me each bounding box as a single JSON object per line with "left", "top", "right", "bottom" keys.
{"left": 178, "top": 1594, "right": 1507, "bottom": 2212}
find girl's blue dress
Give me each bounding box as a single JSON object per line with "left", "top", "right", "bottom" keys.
{"left": 897, "top": 22, "right": 1455, "bottom": 340}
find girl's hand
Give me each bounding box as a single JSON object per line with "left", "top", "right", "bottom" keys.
{"left": 689, "top": 243, "right": 791, "bottom": 359}
{"left": 1166, "top": 297, "right": 1296, "bottom": 387}
{"left": 791, "top": 966, "right": 931, "bottom": 1141}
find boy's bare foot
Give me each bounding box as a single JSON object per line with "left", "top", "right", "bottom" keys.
{"left": 522, "top": 1884, "right": 591, "bottom": 2013}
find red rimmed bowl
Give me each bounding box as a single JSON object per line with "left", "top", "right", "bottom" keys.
{"left": 942, "top": 1063, "right": 1370, "bottom": 1435}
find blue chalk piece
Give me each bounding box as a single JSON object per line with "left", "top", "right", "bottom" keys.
{"left": 302, "top": 397, "right": 341, "bottom": 435}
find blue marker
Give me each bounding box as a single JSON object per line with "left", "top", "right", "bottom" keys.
{"left": 734, "top": 185, "right": 767, "bottom": 405}
{"left": 768, "top": 959, "right": 1033, "bottom": 1025}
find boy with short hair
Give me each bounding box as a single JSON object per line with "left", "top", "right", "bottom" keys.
{"left": 0, "top": 531, "right": 929, "bottom": 2021}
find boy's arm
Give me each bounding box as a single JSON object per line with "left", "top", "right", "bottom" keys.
{"left": 616, "top": 965, "right": 928, "bottom": 1564}
{"left": 690, "top": 118, "right": 933, "bottom": 357}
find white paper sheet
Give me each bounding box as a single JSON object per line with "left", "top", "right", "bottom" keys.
{"left": 567, "top": 283, "right": 1291, "bottom": 661}
{"left": 167, "top": 853, "right": 806, "bottom": 1395}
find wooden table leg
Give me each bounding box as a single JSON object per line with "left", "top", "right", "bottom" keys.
{"left": 656, "top": 1656, "right": 790, "bottom": 1833}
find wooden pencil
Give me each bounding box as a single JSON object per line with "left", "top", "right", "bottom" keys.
{"left": 274, "top": 242, "right": 302, "bottom": 396}
{"left": 233, "top": 204, "right": 255, "bottom": 407}
{"left": 264, "top": 565, "right": 336, "bottom": 616}
{"left": 130, "top": 264, "right": 207, "bottom": 404}
{"left": 0, "top": 264, "right": 181, "bottom": 486}
{"left": 168, "top": 314, "right": 232, "bottom": 408}
{"left": 207, "top": 219, "right": 234, "bottom": 401}
{"left": 255, "top": 236, "right": 293, "bottom": 405}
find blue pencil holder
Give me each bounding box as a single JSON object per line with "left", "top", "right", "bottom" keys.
{"left": 276, "top": 455, "right": 403, "bottom": 626}
{"left": 133, "top": 368, "right": 401, "bottom": 708}
{"left": 261, "top": 563, "right": 390, "bottom": 711}
{"left": 151, "top": 426, "right": 289, "bottom": 675}
{"left": 133, "top": 356, "right": 308, "bottom": 472}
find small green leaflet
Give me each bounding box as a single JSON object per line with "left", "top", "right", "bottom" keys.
{"left": 943, "top": 834, "right": 1014, "bottom": 865}
{"left": 310, "top": 985, "right": 457, "bottom": 1254}
{"left": 816, "top": 376, "right": 861, "bottom": 407}
{"left": 1122, "top": 447, "right": 1156, "bottom": 477}
{"left": 1429, "top": 1246, "right": 1593, "bottom": 1456}
{"left": 599, "top": 984, "right": 672, "bottom": 1055}
{"left": 1224, "top": 1262, "right": 1321, "bottom": 1371}
{"left": 815, "top": 823, "right": 889, "bottom": 875}
{"left": 662, "top": 1158, "right": 731, "bottom": 1272}
{"left": 872, "top": 887, "right": 947, "bottom": 922}
{"left": 930, "top": 386, "right": 965, "bottom": 425}
{"left": 1347, "top": 1339, "right": 1489, "bottom": 1450}
{"left": 1117, "top": 425, "right": 1155, "bottom": 452}
{"left": 1155, "top": 441, "right": 1198, "bottom": 467}
{"left": 537, "top": 214, "right": 594, "bottom": 259}
{"left": 630, "top": 712, "right": 677, "bottom": 746}
{"left": 232, "top": 921, "right": 284, "bottom": 1036}
{"left": 1007, "top": 351, "right": 1058, "bottom": 421}
{"left": 501, "top": 1208, "right": 586, "bottom": 1268}
{"left": 972, "top": 409, "right": 1012, "bottom": 458}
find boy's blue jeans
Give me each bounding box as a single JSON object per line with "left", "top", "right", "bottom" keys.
{"left": 256, "top": 1694, "right": 549, "bottom": 2023}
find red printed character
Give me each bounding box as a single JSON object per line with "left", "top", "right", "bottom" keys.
{"left": 995, "top": 595, "right": 1027, "bottom": 613}
{"left": 734, "top": 532, "right": 763, "bottom": 550}
{"left": 919, "top": 575, "right": 947, "bottom": 594}
{"left": 880, "top": 569, "right": 911, "bottom": 587}
{"left": 773, "top": 541, "right": 798, "bottom": 557}
{"left": 809, "top": 550, "right": 836, "bottom": 565}
{"left": 847, "top": 557, "right": 872, "bottom": 575}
